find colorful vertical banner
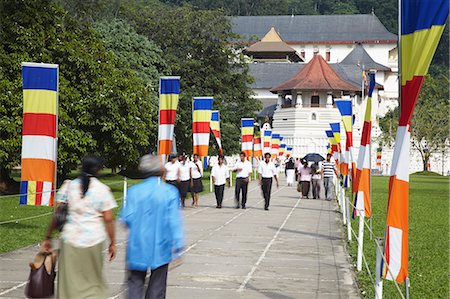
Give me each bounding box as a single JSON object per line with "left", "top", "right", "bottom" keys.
{"left": 20, "top": 62, "right": 58, "bottom": 206}
{"left": 326, "top": 143, "right": 331, "bottom": 154}
{"left": 286, "top": 146, "right": 293, "bottom": 157}
{"left": 253, "top": 131, "right": 263, "bottom": 160}
{"left": 376, "top": 147, "right": 382, "bottom": 171}
{"left": 353, "top": 72, "right": 375, "bottom": 219}
{"left": 158, "top": 77, "right": 180, "bottom": 157}
{"left": 279, "top": 139, "right": 286, "bottom": 157}
{"left": 271, "top": 134, "right": 280, "bottom": 158}
{"left": 263, "top": 129, "right": 272, "bottom": 154}
{"left": 193, "top": 97, "right": 214, "bottom": 157}
{"left": 241, "top": 118, "right": 254, "bottom": 158}
{"left": 335, "top": 99, "right": 354, "bottom": 188}
{"left": 329, "top": 123, "right": 341, "bottom": 166}
{"left": 383, "top": 0, "right": 448, "bottom": 283}
{"left": 325, "top": 131, "right": 335, "bottom": 156}
{"left": 210, "top": 110, "right": 223, "bottom": 155}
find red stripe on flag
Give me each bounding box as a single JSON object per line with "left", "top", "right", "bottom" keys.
{"left": 35, "top": 181, "right": 43, "bottom": 206}
{"left": 400, "top": 76, "right": 425, "bottom": 126}
{"left": 159, "top": 110, "right": 177, "bottom": 124}
{"left": 22, "top": 113, "right": 57, "bottom": 137}
{"left": 193, "top": 122, "right": 210, "bottom": 133}
{"left": 360, "top": 121, "right": 372, "bottom": 145}
{"left": 242, "top": 135, "right": 253, "bottom": 142}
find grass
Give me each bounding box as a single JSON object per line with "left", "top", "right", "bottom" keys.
{"left": 0, "top": 169, "right": 214, "bottom": 253}
{"left": 345, "top": 174, "right": 449, "bottom": 298}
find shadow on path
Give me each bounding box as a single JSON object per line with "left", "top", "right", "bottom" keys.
{"left": 267, "top": 226, "right": 341, "bottom": 241}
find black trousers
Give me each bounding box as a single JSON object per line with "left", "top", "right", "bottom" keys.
{"left": 214, "top": 184, "right": 225, "bottom": 207}
{"left": 235, "top": 178, "right": 249, "bottom": 207}
{"left": 261, "top": 178, "right": 273, "bottom": 208}
{"left": 127, "top": 264, "right": 169, "bottom": 299}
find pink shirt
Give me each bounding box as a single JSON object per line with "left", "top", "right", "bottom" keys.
{"left": 297, "top": 165, "right": 312, "bottom": 182}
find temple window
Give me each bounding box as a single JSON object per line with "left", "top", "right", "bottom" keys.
{"left": 326, "top": 50, "right": 331, "bottom": 61}
{"left": 311, "top": 95, "right": 319, "bottom": 107}
{"left": 311, "top": 113, "right": 317, "bottom": 121}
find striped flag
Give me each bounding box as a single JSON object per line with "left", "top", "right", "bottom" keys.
{"left": 210, "top": 110, "right": 223, "bottom": 155}
{"left": 335, "top": 99, "right": 354, "bottom": 188}
{"left": 271, "top": 134, "right": 280, "bottom": 159}
{"left": 253, "top": 131, "right": 263, "bottom": 160}
{"left": 327, "top": 143, "right": 331, "bottom": 154}
{"left": 279, "top": 138, "right": 286, "bottom": 157}
{"left": 286, "top": 146, "right": 293, "bottom": 157}
{"left": 241, "top": 118, "right": 254, "bottom": 158}
{"left": 329, "top": 123, "right": 341, "bottom": 169}
{"left": 353, "top": 72, "right": 375, "bottom": 218}
{"left": 263, "top": 129, "right": 272, "bottom": 154}
{"left": 193, "top": 97, "right": 214, "bottom": 157}
{"left": 20, "top": 63, "right": 58, "bottom": 206}
{"left": 383, "top": 0, "right": 448, "bottom": 283}
{"left": 376, "top": 147, "right": 382, "bottom": 171}
{"left": 325, "top": 131, "right": 335, "bottom": 155}
{"left": 158, "top": 77, "right": 180, "bottom": 157}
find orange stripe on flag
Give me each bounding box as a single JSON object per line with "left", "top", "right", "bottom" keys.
{"left": 158, "top": 140, "right": 172, "bottom": 156}
{"left": 21, "top": 158, "right": 55, "bottom": 182}
{"left": 194, "top": 145, "right": 209, "bottom": 157}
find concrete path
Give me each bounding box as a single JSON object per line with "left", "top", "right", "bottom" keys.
{"left": 0, "top": 178, "right": 359, "bottom": 298}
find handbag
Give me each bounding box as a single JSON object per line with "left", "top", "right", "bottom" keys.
{"left": 25, "top": 252, "right": 57, "bottom": 298}
{"left": 55, "top": 180, "right": 71, "bottom": 231}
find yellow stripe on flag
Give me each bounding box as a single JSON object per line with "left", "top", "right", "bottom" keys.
{"left": 27, "top": 181, "right": 36, "bottom": 205}
{"left": 193, "top": 110, "right": 212, "bottom": 122}
{"left": 241, "top": 127, "right": 254, "bottom": 135}
{"left": 401, "top": 25, "right": 446, "bottom": 85}
{"left": 342, "top": 116, "right": 352, "bottom": 132}
{"left": 23, "top": 90, "right": 57, "bottom": 114}
{"left": 159, "top": 94, "right": 179, "bottom": 110}
{"left": 364, "top": 97, "right": 372, "bottom": 122}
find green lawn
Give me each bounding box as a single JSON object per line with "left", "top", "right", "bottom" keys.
{"left": 345, "top": 174, "right": 449, "bottom": 298}
{"left": 0, "top": 169, "right": 213, "bottom": 253}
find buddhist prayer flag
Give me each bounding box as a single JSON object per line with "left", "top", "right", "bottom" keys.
{"left": 210, "top": 110, "right": 222, "bottom": 154}
{"left": 263, "top": 129, "right": 272, "bottom": 154}
{"left": 325, "top": 131, "right": 335, "bottom": 155}
{"left": 193, "top": 97, "right": 214, "bottom": 157}
{"left": 376, "top": 147, "right": 382, "bottom": 171}
{"left": 382, "top": 0, "right": 448, "bottom": 284}
{"left": 286, "top": 146, "right": 293, "bottom": 157}
{"left": 253, "top": 131, "right": 263, "bottom": 160}
{"left": 329, "top": 123, "right": 341, "bottom": 165}
{"left": 241, "top": 118, "right": 254, "bottom": 158}
{"left": 20, "top": 62, "right": 58, "bottom": 206}
{"left": 271, "top": 134, "right": 280, "bottom": 158}
{"left": 327, "top": 143, "right": 331, "bottom": 154}
{"left": 279, "top": 139, "right": 286, "bottom": 157}
{"left": 158, "top": 77, "right": 180, "bottom": 157}
{"left": 353, "top": 72, "right": 375, "bottom": 219}
{"left": 335, "top": 99, "right": 354, "bottom": 188}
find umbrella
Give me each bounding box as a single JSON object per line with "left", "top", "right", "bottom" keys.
{"left": 303, "top": 153, "right": 325, "bottom": 163}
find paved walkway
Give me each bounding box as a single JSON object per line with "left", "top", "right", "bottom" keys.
{"left": 0, "top": 178, "right": 359, "bottom": 298}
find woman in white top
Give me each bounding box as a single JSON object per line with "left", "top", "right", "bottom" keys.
{"left": 164, "top": 154, "right": 180, "bottom": 188}
{"left": 178, "top": 155, "right": 191, "bottom": 207}
{"left": 190, "top": 154, "right": 203, "bottom": 208}
{"left": 211, "top": 155, "right": 230, "bottom": 208}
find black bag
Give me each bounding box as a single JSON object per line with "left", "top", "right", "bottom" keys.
{"left": 25, "top": 252, "right": 56, "bottom": 298}
{"left": 55, "top": 181, "right": 71, "bottom": 231}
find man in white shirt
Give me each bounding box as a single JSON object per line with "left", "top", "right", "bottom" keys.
{"left": 258, "top": 152, "right": 279, "bottom": 211}
{"left": 164, "top": 154, "right": 180, "bottom": 188}
{"left": 211, "top": 155, "right": 230, "bottom": 208}
{"left": 233, "top": 152, "right": 253, "bottom": 209}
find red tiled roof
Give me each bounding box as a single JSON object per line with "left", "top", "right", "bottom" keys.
{"left": 270, "top": 55, "right": 360, "bottom": 93}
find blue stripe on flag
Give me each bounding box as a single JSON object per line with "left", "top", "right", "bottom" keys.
{"left": 211, "top": 111, "right": 219, "bottom": 121}
{"left": 160, "top": 78, "right": 180, "bottom": 94}
{"left": 20, "top": 181, "right": 28, "bottom": 204}
{"left": 330, "top": 123, "right": 340, "bottom": 133}
{"left": 401, "top": 0, "right": 449, "bottom": 35}
{"left": 22, "top": 66, "right": 58, "bottom": 91}
{"left": 335, "top": 100, "right": 352, "bottom": 116}
{"left": 326, "top": 130, "right": 334, "bottom": 138}
{"left": 241, "top": 119, "right": 254, "bottom": 127}
{"left": 193, "top": 97, "right": 214, "bottom": 110}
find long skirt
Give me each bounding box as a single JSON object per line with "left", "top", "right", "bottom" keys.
{"left": 300, "top": 181, "right": 310, "bottom": 198}
{"left": 286, "top": 169, "right": 295, "bottom": 185}
{"left": 58, "top": 241, "right": 107, "bottom": 299}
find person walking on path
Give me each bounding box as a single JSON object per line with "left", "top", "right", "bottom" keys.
{"left": 311, "top": 162, "right": 323, "bottom": 199}
{"left": 285, "top": 157, "right": 296, "bottom": 186}
{"left": 294, "top": 158, "right": 300, "bottom": 181}
{"left": 164, "top": 153, "right": 180, "bottom": 188}
{"left": 233, "top": 151, "right": 252, "bottom": 209}
{"left": 121, "top": 154, "right": 184, "bottom": 299}
{"left": 178, "top": 155, "right": 191, "bottom": 208}
{"left": 211, "top": 155, "right": 230, "bottom": 208}
{"left": 190, "top": 154, "right": 203, "bottom": 208}
{"left": 297, "top": 159, "right": 312, "bottom": 199}
{"left": 258, "top": 153, "right": 279, "bottom": 211}
{"left": 323, "top": 154, "right": 338, "bottom": 200}
{"left": 42, "top": 155, "right": 117, "bottom": 299}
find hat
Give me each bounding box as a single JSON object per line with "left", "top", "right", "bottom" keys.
{"left": 139, "top": 155, "right": 163, "bottom": 177}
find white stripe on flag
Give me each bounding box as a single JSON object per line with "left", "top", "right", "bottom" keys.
{"left": 42, "top": 181, "right": 52, "bottom": 206}
{"left": 390, "top": 126, "right": 410, "bottom": 182}
{"left": 21, "top": 136, "right": 56, "bottom": 161}
{"left": 193, "top": 133, "right": 210, "bottom": 146}
{"left": 158, "top": 124, "right": 174, "bottom": 140}
{"left": 386, "top": 226, "right": 402, "bottom": 281}
{"left": 356, "top": 190, "right": 365, "bottom": 216}
{"left": 356, "top": 145, "right": 370, "bottom": 170}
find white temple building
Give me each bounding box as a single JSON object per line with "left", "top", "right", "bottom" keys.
{"left": 231, "top": 14, "right": 449, "bottom": 174}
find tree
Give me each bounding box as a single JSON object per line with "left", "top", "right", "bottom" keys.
{"left": 0, "top": 0, "right": 156, "bottom": 192}
{"left": 379, "top": 68, "right": 449, "bottom": 171}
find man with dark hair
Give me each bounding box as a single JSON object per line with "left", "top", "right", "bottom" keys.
{"left": 258, "top": 152, "right": 279, "bottom": 210}
{"left": 211, "top": 155, "right": 230, "bottom": 208}
{"left": 233, "top": 151, "right": 252, "bottom": 209}
{"left": 323, "top": 153, "right": 337, "bottom": 200}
